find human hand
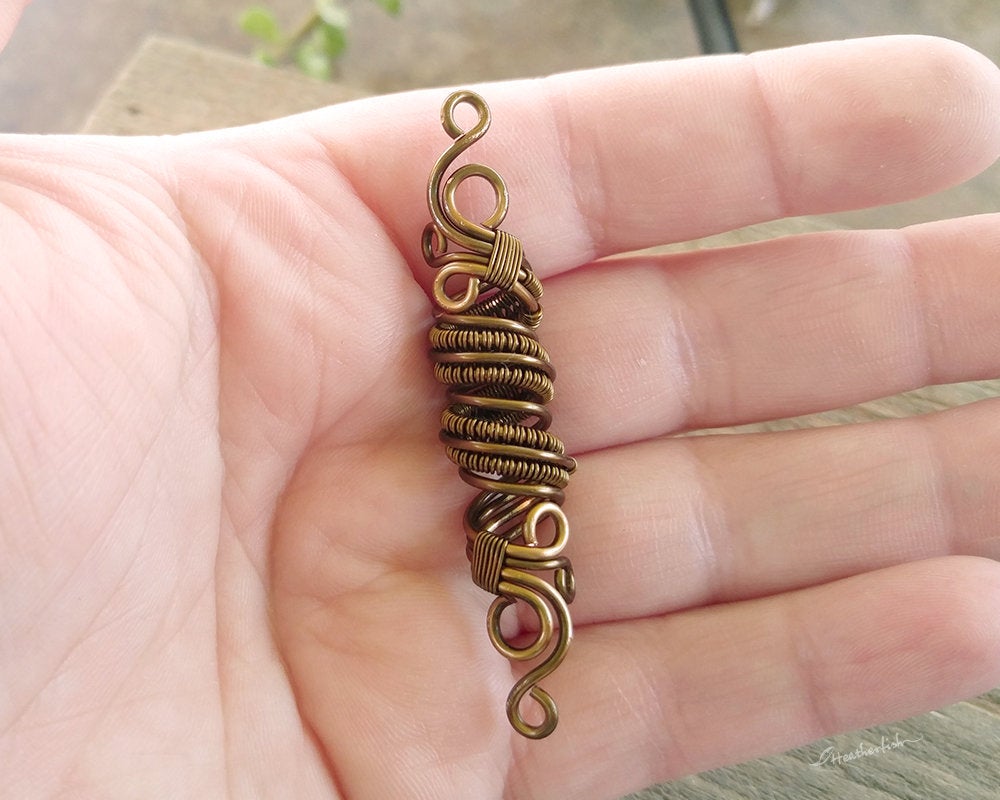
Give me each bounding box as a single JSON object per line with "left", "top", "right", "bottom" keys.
{"left": 2, "top": 11, "right": 999, "bottom": 797}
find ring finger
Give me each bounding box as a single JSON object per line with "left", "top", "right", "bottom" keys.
{"left": 564, "top": 396, "right": 1000, "bottom": 626}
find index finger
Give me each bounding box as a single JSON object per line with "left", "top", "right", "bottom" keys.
{"left": 309, "top": 35, "right": 1000, "bottom": 273}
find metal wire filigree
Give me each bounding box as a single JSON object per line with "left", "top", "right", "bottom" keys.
{"left": 423, "top": 90, "right": 576, "bottom": 739}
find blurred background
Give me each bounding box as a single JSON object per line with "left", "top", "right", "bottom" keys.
{"left": 1, "top": 0, "right": 996, "bottom": 132}
{"left": 1, "top": 0, "right": 996, "bottom": 231}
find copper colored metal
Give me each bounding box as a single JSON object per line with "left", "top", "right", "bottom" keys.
{"left": 423, "top": 90, "right": 576, "bottom": 739}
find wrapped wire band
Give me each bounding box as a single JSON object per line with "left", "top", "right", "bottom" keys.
{"left": 423, "top": 90, "right": 576, "bottom": 739}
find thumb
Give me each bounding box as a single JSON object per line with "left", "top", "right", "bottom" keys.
{"left": 0, "top": 0, "right": 30, "bottom": 52}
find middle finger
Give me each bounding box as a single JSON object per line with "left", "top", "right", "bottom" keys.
{"left": 544, "top": 213, "right": 1000, "bottom": 452}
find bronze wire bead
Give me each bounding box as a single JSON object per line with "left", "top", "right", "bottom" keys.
{"left": 422, "top": 89, "right": 576, "bottom": 739}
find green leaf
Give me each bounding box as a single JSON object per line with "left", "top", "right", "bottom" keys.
{"left": 239, "top": 7, "right": 282, "bottom": 43}
{"left": 315, "top": 0, "right": 350, "bottom": 29}
{"left": 295, "top": 40, "right": 333, "bottom": 80}
{"left": 319, "top": 22, "right": 348, "bottom": 59}
{"left": 254, "top": 49, "right": 278, "bottom": 67}
{"left": 371, "top": 0, "right": 402, "bottom": 15}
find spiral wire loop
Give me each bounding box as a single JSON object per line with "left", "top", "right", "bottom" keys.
{"left": 423, "top": 90, "right": 576, "bottom": 739}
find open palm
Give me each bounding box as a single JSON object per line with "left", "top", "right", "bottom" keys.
{"left": 3, "top": 20, "right": 1000, "bottom": 799}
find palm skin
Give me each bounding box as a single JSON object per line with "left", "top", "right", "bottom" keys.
{"left": 3, "top": 23, "right": 1000, "bottom": 800}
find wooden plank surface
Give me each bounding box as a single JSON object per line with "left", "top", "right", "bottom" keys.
{"left": 83, "top": 36, "right": 1000, "bottom": 800}
{"left": 82, "top": 36, "right": 366, "bottom": 135}
{"left": 632, "top": 690, "right": 1000, "bottom": 800}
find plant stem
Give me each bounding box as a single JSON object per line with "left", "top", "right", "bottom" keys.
{"left": 272, "top": 11, "right": 321, "bottom": 63}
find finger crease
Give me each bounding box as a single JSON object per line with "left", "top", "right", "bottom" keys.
{"left": 542, "top": 78, "right": 604, "bottom": 263}
{"left": 914, "top": 415, "right": 961, "bottom": 558}
{"left": 783, "top": 595, "right": 841, "bottom": 737}
{"left": 682, "top": 439, "right": 732, "bottom": 604}
{"left": 744, "top": 54, "right": 795, "bottom": 221}
{"left": 894, "top": 227, "right": 937, "bottom": 387}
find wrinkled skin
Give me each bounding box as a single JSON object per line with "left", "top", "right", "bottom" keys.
{"left": 2, "top": 7, "right": 1000, "bottom": 797}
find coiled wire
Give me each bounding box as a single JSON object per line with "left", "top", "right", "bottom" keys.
{"left": 423, "top": 90, "right": 576, "bottom": 739}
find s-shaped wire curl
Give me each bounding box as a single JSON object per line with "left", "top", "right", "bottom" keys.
{"left": 423, "top": 90, "right": 576, "bottom": 739}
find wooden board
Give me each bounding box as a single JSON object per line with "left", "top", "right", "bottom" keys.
{"left": 82, "top": 36, "right": 366, "bottom": 135}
